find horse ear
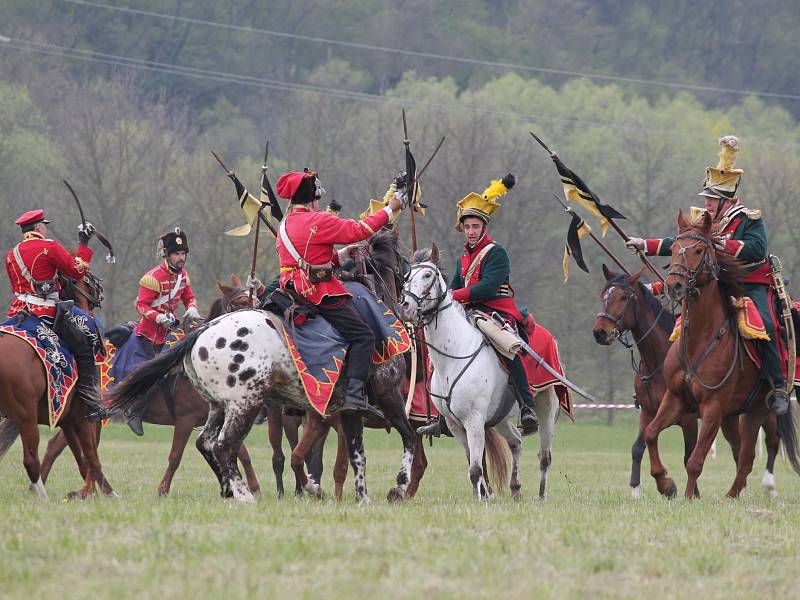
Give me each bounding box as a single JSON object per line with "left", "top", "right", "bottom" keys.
{"left": 677, "top": 208, "right": 689, "bottom": 231}
{"left": 700, "top": 210, "right": 713, "bottom": 234}
{"left": 217, "top": 282, "right": 231, "bottom": 295}
{"left": 430, "top": 243, "right": 440, "bottom": 265}
{"left": 602, "top": 264, "right": 614, "bottom": 281}
{"left": 231, "top": 273, "right": 243, "bottom": 287}
{"left": 627, "top": 269, "right": 643, "bottom": 286}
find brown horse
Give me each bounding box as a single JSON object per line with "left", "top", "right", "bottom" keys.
{"left": 645, "top": 210, "right": 800, "bottom": 498}
{"left": 0, "top": 270, "right": 115, "bottom": 500}
{"left": 593, "top": 265, "right": 781, "bottom": 498}
{"left": 38, "top": 279, "right": 261, "bottom": 496}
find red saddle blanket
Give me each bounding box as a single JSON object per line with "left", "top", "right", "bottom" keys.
{"left": 521, "top": 316, "right": 574, "bottom": 421}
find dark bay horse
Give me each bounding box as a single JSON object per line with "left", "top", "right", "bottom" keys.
{"left": 38, "top": 280, "right": 261, "bottom": 496}
{"left": 645, "top": 210, "right": 800, "bottom": 498}
{"left": 593, "top": 265, "right": 781, "bottom": 497}
{"left": 0, "top": 269, "right": 115, "bottom": 499}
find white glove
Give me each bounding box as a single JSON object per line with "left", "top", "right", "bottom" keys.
{"left": 184, "top": 306, "right": 201, "bottom": 321}
{"left": 625, "top": 237, "right": 645, "bottom": 252}
{"left": 245, "top": 274, "right": 262, "bottom": 291}
{"left": 388, "top": 190, "right": 406, "bottom": 211}
{"left": 337, "top": 245, "right": 358, "bottom": 265}
{"left": 156, "top": 312, "right": 177, "bottom": 327}
{"left": 77, "top": 222, "right": 96, "bottom": 245}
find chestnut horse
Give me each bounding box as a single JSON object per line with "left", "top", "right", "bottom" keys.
{"left": 0, "top": 270, "right": 115, "bottom": 500}
{"left": 593, "top": 265, "right": 781, "bottom": 498}
{"left": 645, "top": 210, "right": 800, "bottom": 498}
{"left": 37, "top": 280, "right": 261, "bottom": 496}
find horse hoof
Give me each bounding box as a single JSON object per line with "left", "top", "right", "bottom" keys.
{"left": 157, "top": 488, "right": 169, "bottom": 497}
{"left": 693, "top": 487, "right": 701, "bottom": 499}
{"left": 630, "top": 485, "right": 642, "bottom": 499}
{"left": 357, "top": 495, "right": 372, "bottom": 506}
{"left": 665, "top": 480, "right": 677, "bottom": 499}
{"left": 511, "top": 490, "right": 522, "bottom": 500}
{"left": 63, "top": 490, "right": 85, "bottom": 502}
{"left": 106, "top": 490, "right": 121, "bottom": 499}
{"left": 387, "top": 487, "right": 406, "bottom": 503}
{"left": 304, "top": 483, "right": 323, "bottom": 499}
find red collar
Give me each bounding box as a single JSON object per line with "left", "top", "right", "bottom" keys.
{"left": 464, "top": 234, "right": 493, "bottom": 255}
{"left": 22, "top": 232, "right": 45, "bottom": 242}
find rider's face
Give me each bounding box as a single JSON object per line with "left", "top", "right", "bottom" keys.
{"left": 462, "top": 218, "right": 485, "bottom": 247}
{"left": 703, "top": 196, "right": 731, "bottom": 220}
{"left": 167, "top": 251, "right": 186, "bottom": 270}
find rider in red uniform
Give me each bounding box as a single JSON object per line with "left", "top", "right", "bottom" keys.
{"left": 275, "top": 170, "right": 404, "bottom": 419}
{"left": 5, "top": 209, "right": 107, "bottom": 419}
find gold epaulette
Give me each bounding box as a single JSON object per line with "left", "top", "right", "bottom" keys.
{"left": 744, "top": 208, "right": 761, "bottom": 220}
{"left": 184, "top": 272, "right": 191, "bottom": 286}
{"left": 139, "top": 273, "right": 161, "bottom": 292}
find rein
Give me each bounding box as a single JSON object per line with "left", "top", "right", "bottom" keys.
{"left": 401, "top": 263, "right": 453, "bottom": 328}
{"left": 667, "top": 233, "right": 719, "bottom": 296}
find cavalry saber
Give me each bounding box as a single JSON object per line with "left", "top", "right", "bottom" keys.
{"left": 248, "top": 139, "right": 269, "bottom": 304}
{"left": 490, "top": 313, "right": 597, "bottom": 402}
{"left": 529, "top": 131, "right": 665, "bottom": 284}
{"left": 62, "top": 179, "right": 116, "bottom": 263}
{"left": 550, "top": 194, "right": 631, "bottom": 275}
{"left": 211, "top": 150, "right": 278, "bottom": 238}
{"left": 415, "top": 135, "right": 446, "bottom": 182}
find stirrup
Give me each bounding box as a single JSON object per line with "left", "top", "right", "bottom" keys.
{"left": 766, "top": 389, "right": 790, "bottom": 417}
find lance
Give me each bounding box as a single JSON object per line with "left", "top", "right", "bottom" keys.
{"left": 62, "top": 180, "right": 116, "bottom": 263}
{"left": 415, "top": 135, "right": 446, "bottom": 183}
{"left": 211, "top": 150, "right": 278, "bottom": 239}
{"left": 550, "top": 194, "right": 630, "bottom": 275}
{"left": 529, "top": 131, "right": 665, "bottom": 284}
{"left": 247, "top": 140, "right": 270, "bottom": 304}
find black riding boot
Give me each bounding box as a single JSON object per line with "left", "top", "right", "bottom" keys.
{"left": 415, "top": 416, "right": 453, "bottom": 438}
{"left": 768, "top": 388, "right": 790, "bottom": 416}
{"left": 75, "top": 352, "right": 109, "bottom": 422}
{"left": 510, "top": 355, "right": 538, "bottom": 435}
{"left": 125, "top": 396, "right": 151, "bottom": 436}
{"left": 341, "top": 378, "right": 384, "bottom": 421}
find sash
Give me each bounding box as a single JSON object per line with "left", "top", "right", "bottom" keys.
{"left": 12, "top": 243, "right": 58, "bottom": 302}
{"left": 150, "top": 272, "right": 184, "bottom": 308}
{"left": 464, "top": 242, "right": 496, "bottom": 285}
{"left": 279, "top": 218, "right": 310, "bottom": 269}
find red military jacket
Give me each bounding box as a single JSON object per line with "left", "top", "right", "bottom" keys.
{"left": 5, "top": 231, "right": 93, "bottom": 318}
{"left": 134, "top": 261, "right": 198, "bottom": 344}
{"left": 276, "top": 205, "right": 391, "bottom": 305}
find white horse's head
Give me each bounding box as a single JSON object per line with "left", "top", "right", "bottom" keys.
{"left": 399, "top": 244, "right": 448, "bottom": 324}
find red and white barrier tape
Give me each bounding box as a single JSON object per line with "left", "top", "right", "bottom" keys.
{"left": 574, "top": 404, "right": 638, "bottom": 409}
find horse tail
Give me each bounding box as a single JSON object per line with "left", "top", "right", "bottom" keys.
{"left": 776, "top": 399, "right": 800, "bottom": 476}
{"left": 0, "top": 418, "right": 20, "bottom": 463}
{"left": 485, "top": 427, "right": 508, "bottom": 495}
{"left": 106, "top": 327, "right": 204, "bottom": 413}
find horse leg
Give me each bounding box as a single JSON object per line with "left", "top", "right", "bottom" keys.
{"left": 684, "top": 404, "right": 724, "bottom": 499}
{"left": 237, "top": 443, "right": 261, "bottom": 496}
{"left": 380, "top": 389, "right": 417, "bottom": 503}
{"left": 726, "top": 410, "right": 763, "bottom": 498}
{"left": 283, "top": 413, "right": 301, "bottom": 449}
{"left": 40, "top": 429, "right": 68, "bottom": 485}
{"left": 332, "top": 418, "right": 348, "bottom": 501}
{"left": 679, "top": 413, "right": 700, "bottom": 498}
{"left": 196, "top": 404, "right": 228, "bottom": 496}
{"left": 340, "top": 412, "right": 370, "bottom": 504}
{"left": 307, "top": 428, "right": 328, "bottom": 487}
{"left": 158, "top": 418, "right": 193, "bottom": 496}
{"left": 212, "top": 401, "right": 261, "bottom": 503}
{"left": 405, "top": 434, "right": 427, "bottom": 498}
{"left": 290, "top": 412, "right": 328, "bottom": 497}
{"left": 644, "top": 391, "right": 686, "bottom": 498}
{"left": 18, "top": 421, "right": 46, "bottom": 500}
{"left": 761, "top": 415, "right": 779, "bottom": 497}
{"left": 719, "top": 414, "right": 741, "bottom": 465}
{"left": 536, "top": 388, "right": 558, "bottom": 500}
{"left": 66, "top": 417, "right": 114, "bottom": 500}
{"left": 266, "top": 402, "right": 286, "bottom": 497}
{"left": 462, "top": 413, "right": 489, "bottom": 499}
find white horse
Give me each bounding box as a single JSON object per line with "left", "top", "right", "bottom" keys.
{"left": 399, "top": 245, "right": 560, "bottom": 499}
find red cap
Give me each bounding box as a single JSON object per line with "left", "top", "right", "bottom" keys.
{"left": 15, "top": 209, "right": 50, "bottom": 227}
{"left": 276, "top": 172, "right": 308, "bottom": 200}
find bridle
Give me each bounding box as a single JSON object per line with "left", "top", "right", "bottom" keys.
{"left": 400, "top": 262, "right": 452, "bottom": 328}
{"left": 224, "top": 289, "right": 251, "bottom": 313}
{"left": 61, "top": 272, "right": 104, "bottom": 311}
{"left": 596, "top": 283, "right": 640, "bottom": 347}
{"left": 666, "top": 233, "right": 719, "bottom": 297}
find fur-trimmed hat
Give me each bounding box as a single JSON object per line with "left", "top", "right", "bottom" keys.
{"left": 158, "top": 227, "right": 189, "bottom": 256}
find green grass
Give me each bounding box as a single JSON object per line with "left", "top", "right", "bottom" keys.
{"left": 1, "top": 417, "right": 799, "bottom": 599}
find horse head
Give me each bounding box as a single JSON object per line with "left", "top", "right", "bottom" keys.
{"left": 666, "top": 209, "right": 721, "bottom": 301}
{"left": 58, "top": 251, "right": 104, "bottom": 312}
{"left": 592, "top": 265, "right": 644, "bottom": 345}
{"left": 399, "top": 243, "right": 447, "bottom": 324}
{"left": 208, "top": 274, "right": 252, "bottom": 320}
{"left": 365, "top": 229, "right": 403, "bottom": 302}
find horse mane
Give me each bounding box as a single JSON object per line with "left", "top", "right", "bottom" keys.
{"left": 410, "top": 246, "right": 448, "bottom": 274}
{"left": 367, "top": 231, "right": 400, "bottom": 272}
{"left": 677, "top": 220, "right": 747, "bottom": 300}
{"left": 207, "top": 298, "right": 225, "bottom": 320}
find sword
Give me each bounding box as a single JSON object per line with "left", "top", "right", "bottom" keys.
{"left": 490, "top": 313, "right": 596, "bottom": 402}
{"left": 769, "top": 255, "right": 796, "bottom": 393}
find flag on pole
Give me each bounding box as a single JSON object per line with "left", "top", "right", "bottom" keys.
{"left": 551, "top": 154, "right": 625, "bottom": 236}
{"left": 260, "top": 166, "right": 284, "bottom": 222}
{"left": 563, "top": 212, "right": 591, "bottom": 282}
{"left": 225, "top": 175, "right": 264, "bottom": 237}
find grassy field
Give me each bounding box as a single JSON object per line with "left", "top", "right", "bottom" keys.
{"left": 1, "top": 416, "right": 799, "bottom": 599}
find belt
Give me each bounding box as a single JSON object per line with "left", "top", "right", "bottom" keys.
{"left": 15, "top": 292, "right": 58, "bottom": 307}
{"left": 280, "top": 266, "right": 296, "bottom": 273}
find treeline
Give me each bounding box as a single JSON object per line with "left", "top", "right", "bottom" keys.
{"left": 1, "top": 15, "right": 800, "bottom": 401}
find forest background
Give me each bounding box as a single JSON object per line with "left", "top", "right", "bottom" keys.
{"left": 1, "top": 0, "right": 799, "bottom": 406}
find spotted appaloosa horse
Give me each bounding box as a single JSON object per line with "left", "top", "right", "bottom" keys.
{"left": 36, "top": 278, "right": 261, "bottom": 496}
{"left": 108, "top": 232, "right": 416, "bottom": 503}
{"left": 646, "top": 210, "right": 800, "bottom": 499}
{"left": 593, "top": 265, "right": 782, "bottom": 498}
{"left": 0, "top": 268, "right": 115, "bottom": 500}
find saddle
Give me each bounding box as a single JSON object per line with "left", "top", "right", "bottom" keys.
{"left": 466, "top": 309, "right": 521, "bottom": 360}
